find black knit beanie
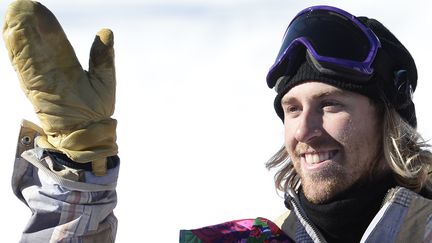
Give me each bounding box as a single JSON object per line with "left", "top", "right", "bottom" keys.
{"left": 272, "top": 16, "right": 418, "bottom": 127}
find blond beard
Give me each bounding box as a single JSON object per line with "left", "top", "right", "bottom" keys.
{"left": 298, "top": 157, "right": 390, "bottom": 204}
{"left": 301, "top": 175, "right": 344, "bottom": 204}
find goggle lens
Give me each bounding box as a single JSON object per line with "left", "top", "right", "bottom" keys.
{"left": 282, "top": 10, "right": 370, "bottom": 61}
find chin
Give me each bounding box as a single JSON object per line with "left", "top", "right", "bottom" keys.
{"left": 301, "top": 177, "right": 349, "bottom": 204}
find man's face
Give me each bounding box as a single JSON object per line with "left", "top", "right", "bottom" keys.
{"left": 282, "top": 81, "right": 385, "bottom": 204}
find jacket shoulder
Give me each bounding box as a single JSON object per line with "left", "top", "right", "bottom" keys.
{"left": 275, "top": 210, "right": 297, "bottom": 240}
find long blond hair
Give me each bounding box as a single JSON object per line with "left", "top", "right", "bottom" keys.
{"left": 266, "top": 105, "right": 432, "bottom": 194}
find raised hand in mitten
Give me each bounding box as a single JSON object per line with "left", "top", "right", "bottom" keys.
{"left": 3, "top": 0, "right": 118, "bottom": 175}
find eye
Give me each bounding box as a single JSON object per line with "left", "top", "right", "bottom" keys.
{"left": 284, "top": 105, "right": 301, "bottom": 115}
{"left": 321, "top": 100, "right": 343, "bottom": 112}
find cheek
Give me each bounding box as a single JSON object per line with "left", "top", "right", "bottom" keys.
{"left": 328, "top": 114, "right": 381, "bottom": 162}
{"left": 323, "top": 115, "right": 353, "bottom": 144}
{"left": 355, "top": 120, "right": 382, "bottom": 159}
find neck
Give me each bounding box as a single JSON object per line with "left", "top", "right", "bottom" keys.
{"left": 298, "top": 174, "right": 396, "bottom": 243}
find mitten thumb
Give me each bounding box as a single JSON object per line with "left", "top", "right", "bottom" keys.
{"left": 88, "top": 28, "right": 116, "bottom": 115}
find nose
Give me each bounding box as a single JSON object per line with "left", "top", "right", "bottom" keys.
{"left": 294, "top": 108, "right": 323, "bottom": 143}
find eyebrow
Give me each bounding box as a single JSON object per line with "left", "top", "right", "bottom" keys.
{"left": 314, "top": 89, "right": 349, "bottom": 99}
{"left": 281, "top": 89, "right": 349, "bottom": 105}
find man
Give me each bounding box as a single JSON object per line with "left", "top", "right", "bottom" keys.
{"left": 3, "top": 0, "right": 119, "bottom": 242}
{"left": 181, "top": 5, "right": 432, "bottom": 243}
{"left": 265, "top": 5, "right": 432, "bottom": 243}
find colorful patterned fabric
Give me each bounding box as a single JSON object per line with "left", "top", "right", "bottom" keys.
{"left": 179, "top": 217, "right": 294, "bottom": 243}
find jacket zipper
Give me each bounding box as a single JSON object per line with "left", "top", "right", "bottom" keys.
{"left": 286, "top": 188, "right": 327, "bottom": 243}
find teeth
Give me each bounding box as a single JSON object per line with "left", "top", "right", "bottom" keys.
{"left": 304, "top": 151, "right": 333, "bottom": 164}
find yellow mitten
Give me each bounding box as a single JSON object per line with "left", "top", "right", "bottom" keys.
{"left": 3, "top": 0, "right": 117, "bottom": 175}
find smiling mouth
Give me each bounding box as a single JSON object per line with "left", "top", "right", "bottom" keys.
{"left": 302, "top": 150, "right": 337, "bottom": 164}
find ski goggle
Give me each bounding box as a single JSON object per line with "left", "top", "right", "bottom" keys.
{"left": 266, "top": 6, "right": 381, "bottom": 89}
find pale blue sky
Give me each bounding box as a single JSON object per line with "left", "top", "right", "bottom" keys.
{"left": 0, "top": 0, "right": 431, "bottom": 242}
